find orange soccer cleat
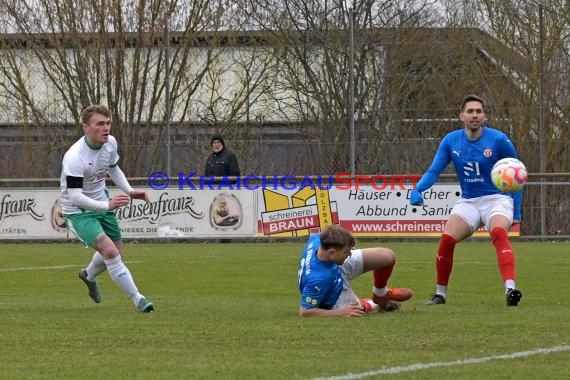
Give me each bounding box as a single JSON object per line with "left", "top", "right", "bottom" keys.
{"left": 371, "top": 288, "right": 413, "bottom": 306}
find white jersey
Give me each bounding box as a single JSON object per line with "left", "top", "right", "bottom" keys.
{"left": 59, "top": 135, "right": 120, "bottom": 214}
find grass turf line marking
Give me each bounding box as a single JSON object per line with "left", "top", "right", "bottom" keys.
{"left": 311, "top": 344, "right": 570, "bottom": 380}
{"left": 0, "top": 261, "right": 143, "bottom": 272}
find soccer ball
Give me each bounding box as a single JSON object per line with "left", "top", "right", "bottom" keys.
{"left": 490, "top": 158, "right": 528, "bottom": 193}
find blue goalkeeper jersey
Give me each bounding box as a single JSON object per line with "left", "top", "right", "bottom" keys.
{"left": 297, "top": 234, "right": 343, "bottom": 310}
{"left": 416, "top": 126, "right": 523, "bottom": 218}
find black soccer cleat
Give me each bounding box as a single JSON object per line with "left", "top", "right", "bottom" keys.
{"left": 426, "top": 293, "right": 446, "bottom": 305}
{"left": 506, "top": 288, "right": 522, "bottom": 306}
{"left": 78, "top": 269, "right": 102, "bottom": 303}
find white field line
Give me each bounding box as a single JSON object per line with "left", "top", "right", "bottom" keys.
{"left": 311, "top": 344, "right": 570, "bottom": 380}
{"left": 0, "top": 261, "right": 143, "bottom": 272}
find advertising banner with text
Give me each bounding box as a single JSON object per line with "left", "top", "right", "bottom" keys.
{"left": 0, "top": 185, "right": 520, "bottom": 240}
{"left": 0, "top": 189, "right": 257, "bottom": 240}
{"left": 257, "top": 184, "right": 520, "bottom": 237}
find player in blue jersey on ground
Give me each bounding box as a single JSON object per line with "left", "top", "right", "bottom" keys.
{"left": 410, "top": 94, "right": 523, "bottom": 306}
{"left": 297, "top": 224, "right": 413, "bottom": 317}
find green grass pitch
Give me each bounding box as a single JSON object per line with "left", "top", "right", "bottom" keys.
{"left": 1, "top": 240, "right": 569, "bottom": 379}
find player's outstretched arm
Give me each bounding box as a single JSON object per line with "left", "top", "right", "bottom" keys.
{"left": 130, "top": 189, "right": 150, "bottom": 203}
{"left": 68, "top": 188, "right": 129, "bottom": 211}
{"left": 410, "top": 137, "right": 452, "bottom": 206}
{"left": 108, "top": 165, "right": 134, "bottom": 195}
{"left": 298, "top": 303, "right": 365, "bottom": 318}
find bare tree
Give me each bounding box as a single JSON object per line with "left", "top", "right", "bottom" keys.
{"left": 1, "top": 0, "right": 568, "bottom": 178}
{"left": 461, "top": 0, "right": 570, "bottom": 235}
{"left": 470, "top": 1, "right": 570, "bottom": 171}
{"left": 0, "top": 0, "right": 258, "bottom": 177}
{"left": 234, "top": 0, "right": 441, "bottom": 174}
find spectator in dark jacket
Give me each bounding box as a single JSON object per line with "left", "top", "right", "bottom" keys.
{"left": 205, "top": 134, "right": 240, "bottom": 178}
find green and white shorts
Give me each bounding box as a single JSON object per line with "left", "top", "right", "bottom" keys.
{"left": 64, "top": 211, "right": 122, "bottom": 247}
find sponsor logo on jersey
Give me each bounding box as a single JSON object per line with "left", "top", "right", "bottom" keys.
{"left": 305, "top": 296, "right": 318, "bottom": 306}
{"left": 463, "top": 162, "right": 476, "bottom": 176}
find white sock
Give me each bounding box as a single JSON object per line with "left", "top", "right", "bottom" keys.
{"left": 85, "top": 251, "right": 106, "bottom": 281}
{"left": 373, "top": 286, "right": 388, "bottom": 298}
{"left": 104, "top": 256, "right": 143, "bottom": 305}
{"left": 362, "top": 299, "right": 379, "bottom": 312}
{"left": 436, "top": 284, "right": 447, "bottom": 298}
{"left": 505, "top": 280, "right": 516, "bottom": 292}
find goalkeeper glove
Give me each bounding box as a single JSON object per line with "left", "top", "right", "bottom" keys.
{"left": 410, "top": 189, "right": 424, "bottom": 206}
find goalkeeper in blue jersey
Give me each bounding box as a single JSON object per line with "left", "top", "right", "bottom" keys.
{"left": 410, "top": 95, "right": 523, "bottom": 306}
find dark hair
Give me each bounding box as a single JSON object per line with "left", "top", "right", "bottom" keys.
{"left": 81, "top": 105, "right": 111, "bottom": 124}
{"left": 460, "top": 95, "right": 486, "bottom": 112}
{"left": 320, "top": 224, "right": 355, "bottom": 250}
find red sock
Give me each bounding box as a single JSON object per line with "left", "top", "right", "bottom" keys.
{"left": 373, "top": 264, "right": 394, "bottom": 289}
{"left": 436, "top": 234, "right": 456, "bottom": 286}
{"left": 491, "top": 227, "right": 516, "bottom": 281}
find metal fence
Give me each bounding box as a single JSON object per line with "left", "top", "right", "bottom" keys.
{"left": 0, "top": 138, "right": 448, "bottom": 178}
{"left": 1, "top": 174, "right": 568, "bottom": 239}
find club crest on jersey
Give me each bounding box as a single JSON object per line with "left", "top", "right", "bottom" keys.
{"left": 95, "top": 170, "right": 107, "bottom": 182}
{"left": 484, "top": 148, "right": 492, "bottom": 158}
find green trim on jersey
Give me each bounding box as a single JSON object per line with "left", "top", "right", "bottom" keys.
{"left": 64, "top": 211, "right": 122, "bottom": 247}
{"left": 83, "top": 136, "right": 118, "bottom": 167}
{"left": 83, "top": 136, "right": 102, "bottom": 150}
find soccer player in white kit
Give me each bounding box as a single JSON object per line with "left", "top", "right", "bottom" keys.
{"left": 59, "top": 105, "right": 154, "bottom": 312}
